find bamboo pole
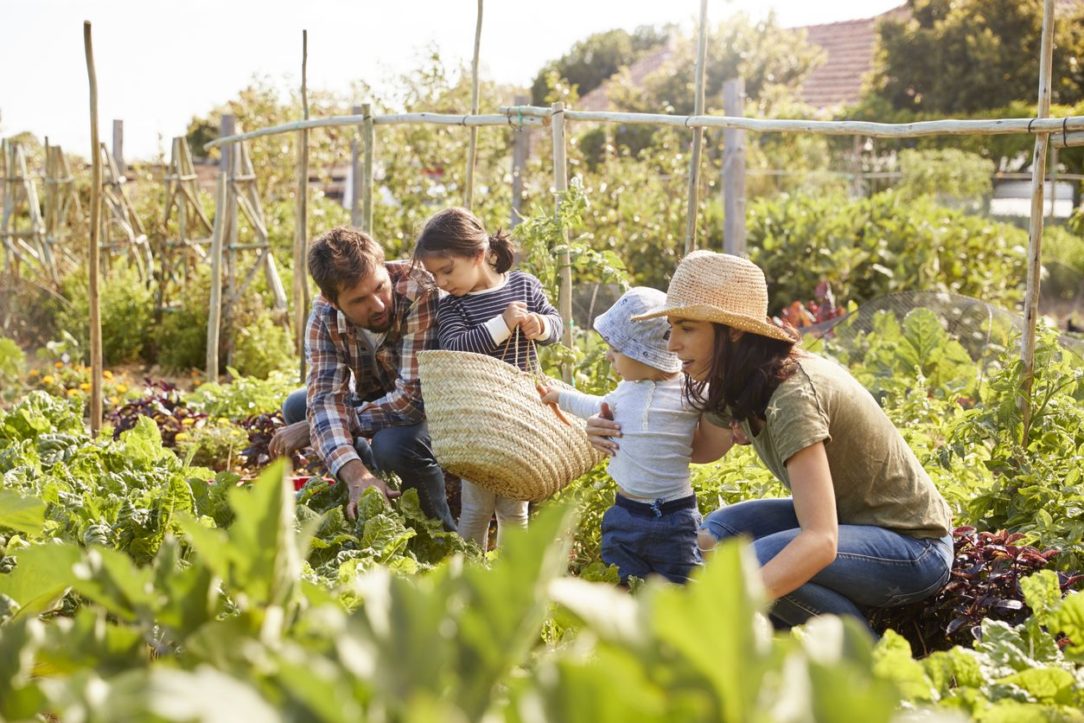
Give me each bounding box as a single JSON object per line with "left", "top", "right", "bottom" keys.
{"left": 510, "top": 94, "right": 529, "bottom": 228}
{"left": 1021, "top": 0, "right": 1056, "bottom": 446}
{"left": 203, "top": 107, "right": 1084, "bottom": 153}
{"left": 206, "top": 115, "right": 234, "bottom": 381}
{"left": 295, "top": 30, "right": 310, "bottom": 383}
{"left": 112, "top": 119, "right": 125, "bottom": 176}
{"left": 204, "top": 112, "right": 544, "bottom": 150}
{"left": 465, "top": 0, "right": 483, "bottom": 209}
{"left": 84, "top": 21, "right": 103, "bottom": 435}
{"left": 683, "top": 0, "right": 709, "bottom": 255}
{"left": 350, "top": 104, "right": 363, "bottom": 228}
{"left": 722, "top": 78, "right": 747, "bottom": 256}
{"left": 551, "top": 102, "right": 572, "bottom": 383}
{"left": 361, "top": 102, "right": 374, "bottom": 235}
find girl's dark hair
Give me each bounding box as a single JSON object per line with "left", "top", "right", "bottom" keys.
{"left": 412, "top": 207, "right": 515, "bottom": 273}
{"left": 685, "top": 323, "right": 799, "bottom": 423}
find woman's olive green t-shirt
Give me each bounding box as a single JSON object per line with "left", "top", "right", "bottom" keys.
{"left": 706, "top": 353, "right": 952, "bottom": 539}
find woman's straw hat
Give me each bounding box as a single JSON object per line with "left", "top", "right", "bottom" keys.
{"left": 633, "top": 250, "right": 797, "bottom": 342}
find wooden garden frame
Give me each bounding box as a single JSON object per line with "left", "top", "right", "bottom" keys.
{"left": 71, "top": 1, "right": 1081, "bottom": 441}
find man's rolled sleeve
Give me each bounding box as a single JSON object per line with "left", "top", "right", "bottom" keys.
{"left": 306, "top": 308, "right": 362, "bottom": 477}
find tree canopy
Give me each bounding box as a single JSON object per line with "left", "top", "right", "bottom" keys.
{"left": 872, "top": 0, "right": 1084, "bottom": 114}
{"left": 529, "top": 26, "right": 670, "bottom": 106}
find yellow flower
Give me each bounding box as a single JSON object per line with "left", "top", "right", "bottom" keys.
{"left": 42, "top": 375, "right": 55, "bottom": 385}
{"left": 103, "top": 370, "right": 113, "bottom": 380}
{"left": 181, "top": 417, "right": 196, "bottom": 426}
{"left": 116, "top": 384, "right": 128, "bottom": 394}
{"left": 174, "top": 432, "right": 189, "bottom": 442}
{"left": 79, "top": 383, "right": 91, "bottom": 392}
{"left": 109, "top": 396, "right": 119, "bottom": 405}
{"left": 66, "top": 388, "right": 80, "bottom": 397}
{"left": 28, "top": 369, "right": 39, "bottom": 377}
{"left": 54, "top": 361, "right": 64, "bottom": 369}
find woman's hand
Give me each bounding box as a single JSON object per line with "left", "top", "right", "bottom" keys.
{"left": 586, "top": 402, "right": 621, "bottom": 456}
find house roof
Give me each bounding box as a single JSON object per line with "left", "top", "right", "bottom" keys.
{"left": 578, "top": 39, "right": 675, "bottom": 112}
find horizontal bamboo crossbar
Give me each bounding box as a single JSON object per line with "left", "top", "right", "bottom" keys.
{"left": 503, "top": 105, "right": 1084, "bottom": 139}
{"left": 205, "top": 111, "right": 546, "bottom": 149}
{"left": 203, "top": 105, "right": 1084, "bottom": 151}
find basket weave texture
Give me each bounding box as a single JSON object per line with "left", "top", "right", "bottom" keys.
{"left": 418, "top": 349, "right": 605, "bottom": 502}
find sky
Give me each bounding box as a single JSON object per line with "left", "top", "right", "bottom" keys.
{"left": 1, "top": 0, "right": 903, "bottom": 161}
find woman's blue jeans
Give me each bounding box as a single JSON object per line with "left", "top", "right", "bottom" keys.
{"left": 701, "top": 498, "right": 953, "bottom": 629}
{"left": 283, "top": 388, "right": 456, "bottom": 531}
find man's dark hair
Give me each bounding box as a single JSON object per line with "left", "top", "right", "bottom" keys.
{"left": 308, "top": 227, "right": 386, "bottom": 304}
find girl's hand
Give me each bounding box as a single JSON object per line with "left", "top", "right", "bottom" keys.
{"left": 521, "top": 313, "right": 546, "bottom": 340}
{"left": 586, "top": 402, "right": 621, "bottom": 456}
{"left": 502, "top": 301, "right": 528, "bottom": 330}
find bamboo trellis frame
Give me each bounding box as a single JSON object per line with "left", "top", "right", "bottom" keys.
{"left": 98, "top": 142, "right": 153, "bottom": 281}
{"left": 160, "top": 136, "right": 214, "bottom": 290}
{"left": 84, "top": 20, "right": 103, "bottom": 436}
{"left": 1, "top": 139, "right": 55, "bottom": 284}
{"left": 44, "top": 144, "right": 83, "bottom": 276}
{"left": 197, "top": 1, "right": 1079, "bottom": 432}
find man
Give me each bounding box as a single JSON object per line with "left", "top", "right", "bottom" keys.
{"left": 269, "top": 226, "right": 456, "bottom": 530}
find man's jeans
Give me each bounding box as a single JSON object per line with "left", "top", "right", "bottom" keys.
{"left": 701, "top": 498, "right": 953, "bottom": 628}
{"left": 283, "top": 388, "right": 456, "bottom": 531}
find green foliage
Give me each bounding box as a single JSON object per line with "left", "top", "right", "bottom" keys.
{"left": 56, "top": 264, "right": 155, "bottom": 365}
{"left": 0, "top": 338, "right": 25, "bottom": 399}
{"left": 230, "top": 312, "right": 294, "bottom": 379}
{"left": 941, "top": 328, "right": 1084, "bottom": 568}
{"left": 872, "top": 0, "right": 1084, "bottom": 113}
{"left": 183, "top": 368, "right": 297, "bottom": 419}
{"left": 896, "top": 148, "right": 994, "bottom": 204}
{"left": 748, "top": 190, "right": 1029, "bottom": 312}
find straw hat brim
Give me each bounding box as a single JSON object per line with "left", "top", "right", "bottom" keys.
{"left": 633, "top": 303, "right": 797, "bottom": 342}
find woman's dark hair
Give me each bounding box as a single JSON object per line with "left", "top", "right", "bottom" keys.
{"left": 412, "top": 207, "right": 515, "bottom": 273}
{"left": 685, "top": 323, "right": 799, "bottom": 423}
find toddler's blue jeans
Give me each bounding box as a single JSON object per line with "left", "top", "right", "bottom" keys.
{"left": 601, "top": 493, "right": 703, "bottom": 584}
{"left": 700, "top": 498, "right": 953, "bottom": 629}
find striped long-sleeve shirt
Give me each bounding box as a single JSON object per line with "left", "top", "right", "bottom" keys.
{"left": 437, "top": 271, "right": 562, "bottom": 371}
{"left": 305, "top": 261, "right": 439, "bottom": 477}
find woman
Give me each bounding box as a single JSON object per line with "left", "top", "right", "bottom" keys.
{"left": 588, "top": 250, "right": 953, "bottom": 628}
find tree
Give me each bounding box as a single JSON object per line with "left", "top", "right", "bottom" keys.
{"left": 530, "top": 26, "right": 670, "bottom": 106}
{"left": 610, "top": 13, "right": 823, "bottom": 116}
{"left": 872, "top": 0, "right": 1084, "bottom": 114}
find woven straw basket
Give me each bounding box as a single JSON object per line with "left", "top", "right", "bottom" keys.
{"left": 418, "top": 349, "right": 605, "bottom": 502}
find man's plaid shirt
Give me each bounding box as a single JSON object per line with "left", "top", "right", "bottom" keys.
{"left": 305, "top": 261, "right": 438, "bottom": 476}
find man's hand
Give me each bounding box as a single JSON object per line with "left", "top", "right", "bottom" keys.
{"left": 269, "top": 420, "right": 310, "bottom": 458}
{"left": 585, "top": 401, "right": 621, "bottom": 456}
{"left": 339, "top": 459, "right": 400, "bottom": 521}
{"left": 520, "top": 312, "right": 547, "bottom": 340}
{"left": 501, "top": 301, "right": 529, "bottom": 331}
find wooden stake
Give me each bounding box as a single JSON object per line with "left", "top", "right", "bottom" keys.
{"left": 361, "top": 102, "right": 374, "bottom": 235}
{"left": 510, "top": 94, "right": 529, "bottom": 228}
{"left": 112, "top": 119, "right": 125, "bottom": 176}
{"left": 84, "top": 21, "right": 103, "bottom": 436}
{"left": 465, "top": 0, "right": 483, "bottom": 209}
{"left": 206, "top": 114, "right": 234, "bottom": 381}
{"left": 722, "top": 78, "right": 747, "bottom": 256}
{"left": 683, "top": 0, "right": 709, "bottom": 255}
{"left": 350, "top": 104, "right": 363, "bottom": 228}
{"left": 551, "top": 102, "right": 572, "bottom": 383}
{"left": 1021, "top": 0, "right": 1056, "bottom": 445}
{"left": 295, "top": 29, "right": 310, "bottom": 383}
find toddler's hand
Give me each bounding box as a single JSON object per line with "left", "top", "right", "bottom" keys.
{"left": 521, "top": 313, "right": 546, "bottom": 340}
{"left": 502, "top": 301, "right": 528, "bottom": 331}
{"left": 538, "top": 385, "right": 560, "bottom": 405}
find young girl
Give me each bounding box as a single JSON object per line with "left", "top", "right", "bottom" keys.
{"left": 588, "top": 250, "right": 954, "bottom": 628}
{"left": 413, "top": 206, "right": 563, "bottom": 549}
{"left": 542, "top": 287, "right": 702, "bottom": 584}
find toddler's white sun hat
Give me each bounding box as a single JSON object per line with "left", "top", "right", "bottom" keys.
{"left": 593, "top": 287, "right": 682, "bottom": 374}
